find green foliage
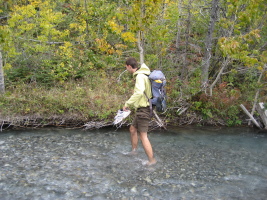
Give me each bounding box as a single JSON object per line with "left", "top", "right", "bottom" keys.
{"left": 1, "top": 0, "right": 125, "bottom": 85}
{"left": 0, "top": 0, "right": 266, "bottom": 126}
{"left": 0, "top": 74, "right": 125, "bottom": 120}
{"left": 191, "top": 101, "right": 213, "bottom": 119}
{"left": 188, "top": 80, "right": 244, "bottom": 126}
{"left": 218, "top": 0, "right": 266, "bottom": 70}
{"left": 225, "top": 105, "right": 242, "bottom": 126}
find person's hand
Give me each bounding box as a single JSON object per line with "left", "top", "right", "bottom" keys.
{"left": 123, "top": 106, "right": 129, "bottom": 111}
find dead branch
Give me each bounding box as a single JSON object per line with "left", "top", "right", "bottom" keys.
{"left": 83, "top": 121, "right": 112, "bottom": 130}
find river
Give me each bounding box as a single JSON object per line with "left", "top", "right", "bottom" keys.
{"left": 0, "top": 126, "right": 266, "bottom": 200}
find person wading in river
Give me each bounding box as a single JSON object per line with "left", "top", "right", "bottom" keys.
{"left": 123, "top": 57, "right": 157, "bottom": 166}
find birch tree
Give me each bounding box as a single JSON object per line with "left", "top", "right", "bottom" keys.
{"left": 109, "top": 0, "right": 170, "bottom": 64}
{"left": 0, "top": 51, "right": 4, "bottom": 94}
{"left": 130, "top": 0, "right": 166, "bottom": 64}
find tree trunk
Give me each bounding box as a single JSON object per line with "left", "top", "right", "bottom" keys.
{"left": 138, "top": 1, "right": 145, "bottom": 64}
{"left": 138, "top": 31, "right": 144, "bottom": 64}
{"left": 175, "top": 0, "right": 182, "bottom": 51}
{"left": 84, "top": 0, "right": 90, "bottom": 45}
{"left": 0, "top": 51, "right": 5, "bottom": 94}
{"left": 180, "top": 0, "right": 192, "bottom": 80}
{"left": 201, "top": 0, "right": 220, "bottom": 88}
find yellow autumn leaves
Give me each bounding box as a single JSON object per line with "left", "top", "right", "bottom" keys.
{"left": 218, "top": 29, "right": 265, "bottom": 70}
{"left": 108, "top": 20, "right": 137, "bottom": 43}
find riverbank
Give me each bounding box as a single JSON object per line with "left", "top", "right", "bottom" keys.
{"left": 0, "top": 74, "right": 260, "bottom": 131}
{"left": 0, "top": 110, "right": 252, "bottom": 132}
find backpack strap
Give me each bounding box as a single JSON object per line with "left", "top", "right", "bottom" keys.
{"left": 144, "top": 74, "right": 153, "bottom": 117}
{"left": 143, "top": 73, "right": 153, "bottom": 117}
{"left": 144, "top": 92, "right": 153, "bottom": 117}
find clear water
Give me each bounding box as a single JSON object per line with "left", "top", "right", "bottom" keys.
{"left": 0, "top": 126, "right": 266, "bottom": 200}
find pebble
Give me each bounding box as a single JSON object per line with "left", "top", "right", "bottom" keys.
{"left": 130, "top": 187, "right": 137, "bottom": 193}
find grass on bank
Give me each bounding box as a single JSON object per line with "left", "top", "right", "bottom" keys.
{"left": 0, "top": 74, "right": 133, "bottom": 124}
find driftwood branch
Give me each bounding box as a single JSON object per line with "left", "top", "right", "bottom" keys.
{"left": 83, "top": 121, "right": 112, "bottom": 130}
{"left": 152, "top": 110, "right": 167, "bottom": 130}
{"left": 249, "top": 69, "right": 264, "bottom": 125}
{"left": 240, "top": 104, "right": 262, "bottom": 129}
{"left": 256, "top": 103, "right": 267, "bottom": 129}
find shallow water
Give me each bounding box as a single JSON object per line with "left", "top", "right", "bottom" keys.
{"left": 0, "top": 126, "right": 266, "bottom": 200}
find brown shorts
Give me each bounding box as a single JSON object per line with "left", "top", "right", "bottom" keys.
{"left": 132, "top": 106, "right": 151, "bottom": 133}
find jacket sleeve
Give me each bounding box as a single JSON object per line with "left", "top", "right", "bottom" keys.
{"left": 124, "top": 74, "right": 146, "bottom": 107}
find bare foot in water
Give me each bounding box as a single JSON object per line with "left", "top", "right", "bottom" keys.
{"left": 129, "top": 150, "right": 137, "bottom": 155}
{"left": 144, "top": 159, "right": 157, "bottom": 166}
{"left": 125, "top": 149, "right": 137, "bottom": 156}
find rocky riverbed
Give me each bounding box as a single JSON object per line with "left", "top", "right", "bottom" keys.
{"left": 0, "top": 126, "right": 266, "bottom": 199}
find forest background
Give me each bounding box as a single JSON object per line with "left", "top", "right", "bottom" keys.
{"left": 0, "top": 0, "right": 267, "bottom": 129}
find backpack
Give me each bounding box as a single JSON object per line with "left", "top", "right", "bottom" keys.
{"left": 148, "top": 70, "right": 167, "bottom": 112}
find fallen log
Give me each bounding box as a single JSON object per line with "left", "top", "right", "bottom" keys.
{"left": 240, "top": 104, "right": 262, "bottom": 129}
{"left": 256, "top": 103, "right": 267, "bottom": 129}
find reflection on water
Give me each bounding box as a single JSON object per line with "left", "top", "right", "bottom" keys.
{"left": 0, "top": 126, "right": 266, "bottom": 199}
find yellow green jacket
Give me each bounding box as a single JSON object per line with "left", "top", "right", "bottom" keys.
{"left": 124, "top": 63, "right": 152, "bottom": 109}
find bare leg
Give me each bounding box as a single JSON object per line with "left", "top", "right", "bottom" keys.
{"left": 139, "top": 131, "right": 157, "bottom": 165}
{"left": 129, "top": 125, "right": 138, "bottom": 153}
